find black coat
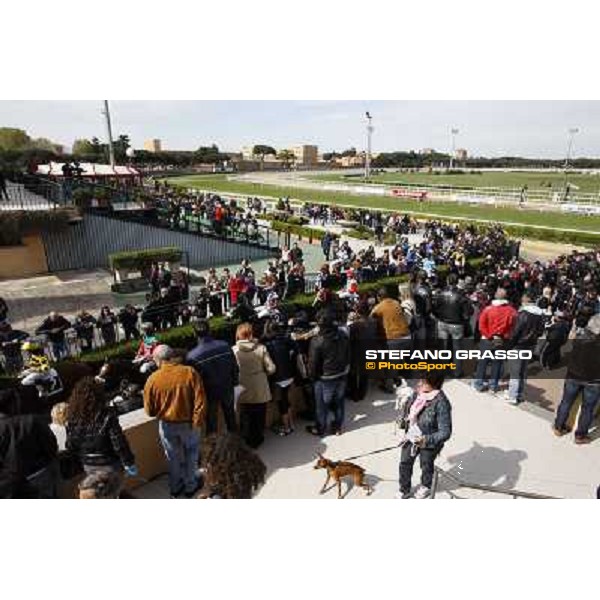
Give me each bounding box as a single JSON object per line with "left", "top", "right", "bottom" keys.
{"left": 265, "top": 334, "right": 297, "bottom": 383}
{"left": 66, "top": 408, "right": 134, "bottom": 468}
{"left": 308, "top": 327, "right": 350, "bottom": 380}
{"left": 0, "top": 413, "right": 58, "bottom": 498}
{"left": 432, "top": 287, "right": 473, "bottom": 325}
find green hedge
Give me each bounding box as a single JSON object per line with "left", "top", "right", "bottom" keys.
{"left": 269, "top": 220, "right": 327, "bottom": 241}
{"left": 108, "top": 247, "right": 183, "bottom": 270}
{"left": 501, "top": 224, "right": 600, "bottom": 247}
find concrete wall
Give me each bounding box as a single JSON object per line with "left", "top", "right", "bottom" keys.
{"left": 0, "top": 234, "right": 48, "bottom": 279}
{"left": 56, "top": 386, "right": 307, "bottom": 498}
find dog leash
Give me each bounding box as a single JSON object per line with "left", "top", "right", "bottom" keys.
{"left": 343, "top": 444, "right": 400, "bottom": 462}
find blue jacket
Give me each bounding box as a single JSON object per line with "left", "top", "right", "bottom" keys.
{"left": 186, "top": 336, "right": 239, "bottom": 397}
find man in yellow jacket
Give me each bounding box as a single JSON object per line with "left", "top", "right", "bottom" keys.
{"left": 144, "top": 345, "right": 206, "bottom": 498}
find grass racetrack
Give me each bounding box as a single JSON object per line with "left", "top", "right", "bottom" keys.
{"left": 309, "top": 169, "right": 600, "bottom": 195}
{"left": 167, "top": 174, "right": 600, "bottom": 234}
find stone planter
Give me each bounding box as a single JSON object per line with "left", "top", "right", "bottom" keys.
{"left": 114, "top": 267, "right": 131, "bottom": 283}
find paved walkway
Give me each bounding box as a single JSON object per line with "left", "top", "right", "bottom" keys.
{"left": 133, "top": 379, "right": 600, "bottom": 500}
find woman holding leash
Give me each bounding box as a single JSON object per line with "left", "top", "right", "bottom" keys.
{"left": 397, "top": 372, "right": 452, "bottom": 499}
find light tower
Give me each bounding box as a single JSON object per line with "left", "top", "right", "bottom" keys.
{"left": 449, "top": 128, "right": 459, "bottom": 170}
{"left": 365, "top": 111, "right": 373, "bottom": 179}
{"left": 102, "top": 100, "right": 116, "bottom": 167}
{"left": 564, "top": 127, "right": 579, "bottom": 171}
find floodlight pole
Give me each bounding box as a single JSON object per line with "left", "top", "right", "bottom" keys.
{"left": 450, "top": 128, "right": 459, "bottom": 170}
{"left": 365, "top": 111, "right": 373, "bottom": 179}
{"left": 102, "top": 100, "right": 116, "bottom": 167}
{"left": 564, "top": 127, "right": 579, "bottom": 171}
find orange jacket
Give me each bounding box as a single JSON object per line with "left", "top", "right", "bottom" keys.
{"left": 143, "top": 362, "right": 206, "bottom": 427}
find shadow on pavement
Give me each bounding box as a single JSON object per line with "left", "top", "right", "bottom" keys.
{"left": 442, "top": 442, "right": 528, "bottom": 493}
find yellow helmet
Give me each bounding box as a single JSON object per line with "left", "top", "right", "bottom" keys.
{"left": 22, "top": 340, "right": 42, "bottom": 352}
{"left": 29, "top": 354, "right": 50, "bottom": 371}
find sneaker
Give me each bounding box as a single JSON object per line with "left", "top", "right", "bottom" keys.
{"left": 552, "top": 426, "right": 569, "bottom": 437}
{"left": 184, "top": 479, "right": 204, "bottom": 499}
{"left": 394, "top": 491, "right": 412, "bottom": 499}
{"left": 414, "top": 485, "right": 431, "bottom": 499}
{"left": 305, "top": 425, "right": 323, "bottom": 437}
{"left": 472, "top": 383, "right": 488, "bottom": 393}
{"left": 507, "top": 398, "right": 521, "bottom": 406}
{"left": 574, "top": 435, "right": 592, "bottom": 445}
{"left": 169, "top": 486, "right": 184, "bottom": 499}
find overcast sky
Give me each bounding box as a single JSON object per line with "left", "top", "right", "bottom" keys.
{"left": 1, "top": 100, "right": 599, "bottom": 158}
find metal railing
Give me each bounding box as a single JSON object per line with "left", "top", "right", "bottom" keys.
{"left": 431, "top": 465, "right": 558, "bottom": 499}
{"left": 1, "top": 180, "right": 65, "bottom": 211}
{"left": 148, "top": 206, "right": 287, "bottom": 251}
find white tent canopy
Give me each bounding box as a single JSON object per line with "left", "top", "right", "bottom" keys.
{"left": 37, "top": 162, "right": 141, "bottom": 177}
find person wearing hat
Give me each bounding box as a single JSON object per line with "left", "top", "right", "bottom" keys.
{"left": 144, "top": 344, "right": 207, "bottom": 498}
{"left": 186, "top": 319, "right": 238, "bottom": 434}
{"left": 553, "top": 314, "right": 600, "bottom": 444}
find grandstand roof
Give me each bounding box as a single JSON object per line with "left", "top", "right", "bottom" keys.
{"left": 36, "top": 162, "right": 141, "bottom": 177}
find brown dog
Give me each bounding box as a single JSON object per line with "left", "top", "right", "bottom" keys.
{"left": 313, "top": 453, "right": 373, "bottom": 499}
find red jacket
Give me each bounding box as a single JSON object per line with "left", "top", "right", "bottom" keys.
{"left": 478, "top": 300, "right": 517, "bottom": 340}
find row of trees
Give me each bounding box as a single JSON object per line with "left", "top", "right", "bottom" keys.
{"left": 0, "top": 127, "right": 62, "bottom": 154}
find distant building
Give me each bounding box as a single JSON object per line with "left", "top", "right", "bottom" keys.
{"left": 292, "top": 144, "right": 318, "bottom": 166}
{"left": 454, "top": 148, "right": 468, "bottom": 161}
{"left": 334, "top": 153, "right": 366, "bottom": 168}
{"left": 143, "top": 139, "right": 162, "bottom": 153}
{"left": 420, "top": 148, "right": 435, "bottom": 155}
{"left": 241, "top": 146, "right": 255, "bottom": 159}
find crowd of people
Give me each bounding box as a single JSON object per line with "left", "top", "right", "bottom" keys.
{"left": 1, "top": 208, "right": 599, "bottom": 499}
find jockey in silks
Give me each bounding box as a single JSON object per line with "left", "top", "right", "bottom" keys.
{"left": 133, "top": 323, "right": 159, "bottom": 374}
{"left": 20, "top": 340, "right": 63, "bottom": 398}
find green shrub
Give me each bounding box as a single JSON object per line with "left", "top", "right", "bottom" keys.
{"left": 270, "top": 220, "right": 326, "bottom": 241}
{"left": 108, "top": 247, "right": 183, "bottom": 270}
{"left": 502, "top": 225, "right": 600, "bottom": 247}
{"left": 345, "top": 229, "right": 372, "bottom": 240}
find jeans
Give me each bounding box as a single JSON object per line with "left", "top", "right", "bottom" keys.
{"left": 51, "top": 340, "right": 68, "bottom": 361}
{"left": 507, "top": 357, "right": 530, "bottom": 402}
{"left": 385, "top": 337, "right": 412, "bottom": 388}
{"left": 473, "top": 339, "right": 504, "bottom": 391}
{"left": 158, "top": 421, "right": 200, "bottom": 495}
{"left": 555, "top": 379, "right": 600, "bottom": 437}
{"left": 314, "top": 377, "right": 347, "bottom": 434}
{"left": 437, "top": 321, "right": 465, "bottom": 377}
{"left": 399, "top": 443, "right": 440, "bottom": 494}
